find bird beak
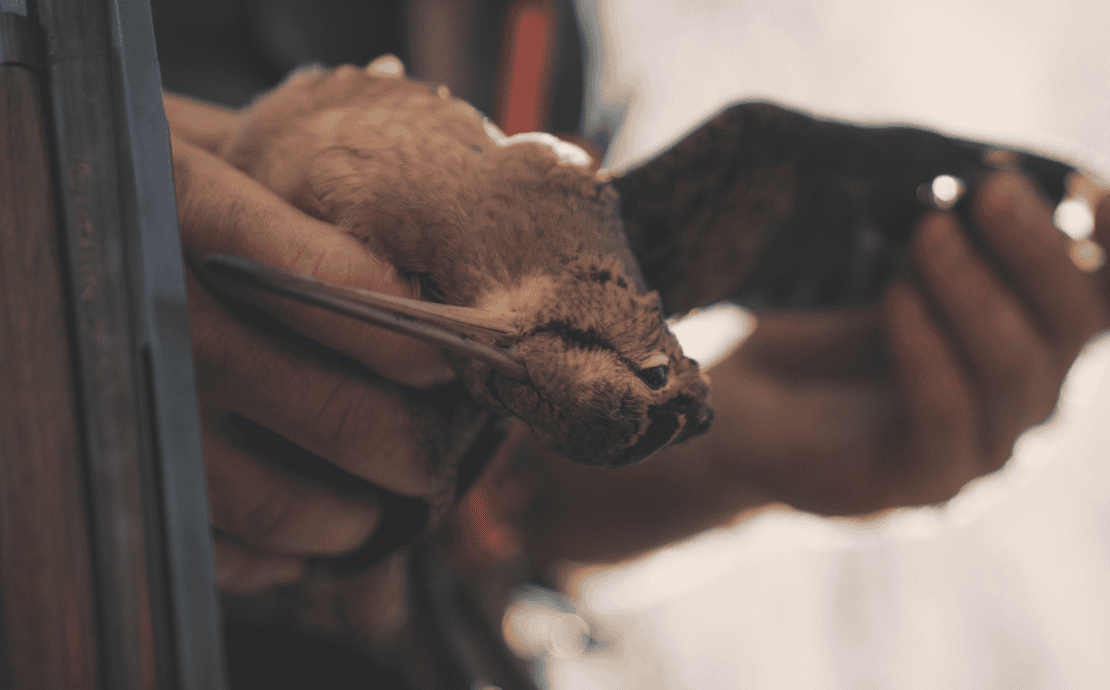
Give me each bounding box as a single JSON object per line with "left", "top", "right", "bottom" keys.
{"left": 198, "top": 254, "right": 529, "bottom": 380}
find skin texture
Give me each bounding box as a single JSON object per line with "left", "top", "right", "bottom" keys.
{"left": 166, "top": 62, "right": 1110, "bottom": 597}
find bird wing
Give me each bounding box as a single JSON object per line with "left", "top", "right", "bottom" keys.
{"left": 612, "top": 100, "right": 1076, "bottom": 315}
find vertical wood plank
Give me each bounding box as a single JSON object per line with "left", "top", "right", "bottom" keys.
{"left": 0, "top": 63, "right": 100, "bottom": 690}
{"left": 33, "top": 0, "right": 162, "bottom": 685}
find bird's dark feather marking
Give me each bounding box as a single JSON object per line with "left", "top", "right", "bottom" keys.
{"left": 530, "top": 320, "right": 612, "bottom": 353}
{"left": 590, "top": 269, "right": 612, "bottom": 284}
{"left": 527, "top": 319, "right": 652, "bottom": 375}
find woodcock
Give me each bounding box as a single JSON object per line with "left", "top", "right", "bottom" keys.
{"left": 211, "top": 57, "right": 712, "bottom": 471}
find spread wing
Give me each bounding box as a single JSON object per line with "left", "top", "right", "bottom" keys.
{"left": 612, "top": 101, "right": 1076, "bottom": 315}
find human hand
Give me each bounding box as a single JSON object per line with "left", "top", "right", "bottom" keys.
{"left": 512, "top": 170, "right": 1110, "bottom": 567}
{"left": 169, "top": 120, "right": 457, "bottom": 593}
{"left": 163, "top": 91, "right": 239, "bottom": 154}
{"left": 801, "top": 170, "right": 1110, "bottom": 511}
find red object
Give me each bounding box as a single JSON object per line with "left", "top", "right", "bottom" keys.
{"left": 497, "top": 0, "right": 555, "bottom": 135}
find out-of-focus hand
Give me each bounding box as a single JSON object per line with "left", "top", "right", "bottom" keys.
{"left": 163, "top": 92, "right": 239, "bottom": 154}
{"left": 168, "top": 98, "right": 456, "bottom": 593}
{"left": 504, "top": 171, "right": 1110, "bottom": 568}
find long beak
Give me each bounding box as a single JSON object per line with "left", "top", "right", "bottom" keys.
{"left": 199, "top": 254, "right": 530, "bottom": 380}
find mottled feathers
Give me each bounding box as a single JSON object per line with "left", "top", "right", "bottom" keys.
{"left": 220, "top": 60, "right": 712, "bottom": 468}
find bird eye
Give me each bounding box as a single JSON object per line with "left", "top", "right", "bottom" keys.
{"left": 637, "top": 365, "right": 668, "bottom": 390}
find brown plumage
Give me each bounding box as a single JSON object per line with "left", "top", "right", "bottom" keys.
{"left": 218, "top": 59, "right": 711, "bottom": 469}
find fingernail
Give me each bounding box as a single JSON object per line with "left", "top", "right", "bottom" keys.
{"left": 366, "top": 55, "right": 404, "bottom": 77}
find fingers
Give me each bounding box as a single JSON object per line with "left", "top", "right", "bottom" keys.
{"left": 972, "top": 172, "right": 1110, "bottom": 368}
{"left": 212, "top": 535, "right": 305, "bottom": 594}
{"left": 737, "top": 306, "right": 886, "bottom": 380}
{"left": 171, "top": 135, "right": 454, "bottom": 388}
{"left": 879, "top": 172, "right": 1108, "bottom": 509}
{"left": 915, "top": 211, "right": 1057, "bottom": 459}
{"left": 883, "top": 281, "right": 980, "bottom": 504}
{"left": 163, "top": 92, "right": 241, "bottom": 154}
{"left": 189, "top": 270, "right": 434, "bottom": 496}
{"left": 201, "top": 411, "right": 381, "bottom": 556}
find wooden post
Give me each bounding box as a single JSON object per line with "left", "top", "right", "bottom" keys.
{"left": 1, "top": 2, "right": 226, "bottom": 687}
{"left": 0, "top": 58, "right": 101, "bottom": 690}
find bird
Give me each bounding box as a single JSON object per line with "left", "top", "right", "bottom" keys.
{"left": 210, "top": 56, "right": 713, "bottom": 471}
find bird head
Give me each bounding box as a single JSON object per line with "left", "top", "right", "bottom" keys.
{"left": 220, "top": 60, "right": 714, "bottom": 467}
{"left": 468, "top": 254, "right": 713, "bottom": 468}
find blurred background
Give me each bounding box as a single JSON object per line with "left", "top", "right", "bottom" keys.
{"left": 531, "top": 3, "right": 1110, "bottom": 689}
{"left": 151, "top": 0, "right": 1110, "bottom": 687}
{"left": 151, "top": 0, "right": 589, "bottom": 141}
